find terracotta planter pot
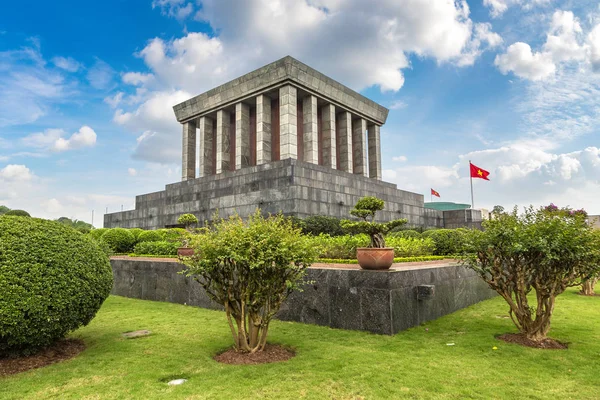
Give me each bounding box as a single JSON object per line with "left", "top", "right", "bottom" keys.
{"left": 177, "top": 247, "right": 194, "bottom": 257}
{"left": 356, "top": 247, "right": 394, "bottom": 270}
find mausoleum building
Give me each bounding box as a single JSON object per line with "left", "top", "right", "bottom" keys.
{"left": 104, "top": 56, "right": 481, "bottom": 229}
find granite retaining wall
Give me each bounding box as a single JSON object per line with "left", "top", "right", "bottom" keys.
{"left": 110, "top": 258, "right": 496, "bottom": 335}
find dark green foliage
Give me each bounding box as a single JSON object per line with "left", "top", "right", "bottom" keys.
{"left": 89, "top": 228, "right": 108, "bottom": 240}
{"left": 0, "top": 205, "right": 10, "bottom": 215}
{"left": 137, "top": 230, "right": 164, "bottom": 243}
{"left": 133, "top": 241, "right": 179, "bottom": 256}
{"left": 101, "top": 228, "right": 136, "bottom": 253}
{"left": 0, "top": 217, "right": 112, "bottom": 357}
{"left": 422, "top": 229, "right": 467, "bottom": 255}
{"left": 158, "top": 228, "right": 188, "bottom": 243}
{"left": 341, "top": 196, "right": 406, "bottom": 248}
{"left": 4, "top": 209, "right": 30, "bottom": 217}
{"left": 301, "top": 215, "right": 344, "bottom": 236}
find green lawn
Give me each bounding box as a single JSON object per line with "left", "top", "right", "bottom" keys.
{"left": 2, "top": 289, "right": 599, "bottom": 400}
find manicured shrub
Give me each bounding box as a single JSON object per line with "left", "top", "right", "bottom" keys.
{"left": 89, "top": 228, "right": 109, "bottom": 240}
{"left": 462, "top": 206, "right": 600, "bottom": 342}
{"left": 158, "top": 228, "right": 188, "bottom": 243}
{"left": 302, "top": 215, "right": 344, "bottom": 236}
{"left": 177, "top": 213, "right": 198, "bottom": 231}
{"left": 385, "top": 236, "right": 435, "bottom": 257}
{"left": 310, "top": 234, "right": 370, "bottom": 259}
{"left": 0, "top": 217, "right": 112, "bottom": 357}
{"left": 129, "top": 228, "right": 144, "bottom": 241}
{"left": 4, "top": 209, "right": 30, "bottom": 217}
{"left": 389, "top": 230, "right": 423, "bottom": 239}
{"left": 422, "top": 229, "right": 466, "bottom": 255}
{"left": 133, "top": 241, "right": 179, "bottom": 256}
{"left": 137, "top": 230, "right": 164, "bottom": 243}
{"left": 182, "top": 211, "right": 317, "bottom": 353}
{"left": 101, "top": 227, "right": 136, "bottom": 253}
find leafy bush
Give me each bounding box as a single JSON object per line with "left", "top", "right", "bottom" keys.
{"left": 182, "top": 211, "right": 317, "bottom": 353}
{"left": 89, "top": 228, "right": 109, "bottom": 240}
{"left": 101, "top": 228, "right": 136, "bottom": 253}
{"left": 137, "top": 230, "right": 164, "bottom": 243}
{"left": 0, "top": 205, "right": 10, "bottom": 215}
{"left": 340, "top": 196, "right": 406, "bottom": 248}
{"left": 0, "top": 217, "right": 112, "bottom": 356}
{"left": 158, "top": 228, "right": 188, "bottom": 243}
{"left": 389, "top": 230, "right": 423, "bottom": 239}
{"left": 462, "top": 206, "right": 600, "bottom": 341}
{"left": 177, "top": 213, "right": 198, "bottom": 231}
{"left": 422, "top": 229, "right": 467, "bottom": 255}
{"left": 56, "top": 217, "right": 93, "bottom": 234}
{"left": 133, "top": 241, "right": 179, "bottom": 256}
{"left": 302, "top": 215, "right": 344, "bottom": 236}
{"left": 385, "top": 236, "right": 435, "bottom": 257}
{"left": 129, "top": 228, "right": 144, "bottom": 241}
{"left": 310, "top": 234, "right": 370, "bottom": 259}
{"left": 4, "top": 209, "right": 30, "bottom": 217}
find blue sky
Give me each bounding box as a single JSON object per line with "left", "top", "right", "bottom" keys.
{"left": 1, "top": 0, "right": 599, "bottom": 226}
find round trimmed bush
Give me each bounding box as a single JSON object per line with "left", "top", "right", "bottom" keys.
{"left": 101, "top": 227, "right": 136, "bottom": 253}
{"left": 137, "top": 230, "right": 164, "bottom": 243}
{"left": 0, "top": 217, "right": 113, "bottom": 357}
{"left": 89, "top": 228, "right": 109, "bottom": 240}
{"left": 133, "top": 241, "right": 179, "bottom": 256}
{"left": 4, "top": 209, "right": 30, "bottom": 217}
{"left": 129, "top": 228, "right": 144, "bottom": 241}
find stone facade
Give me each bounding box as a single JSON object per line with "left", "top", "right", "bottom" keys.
{"left": 104, "top": 56, "right": 482, "bottom": 230}
{"left": 110, "top": 258, "right": 497, "bottom": 335}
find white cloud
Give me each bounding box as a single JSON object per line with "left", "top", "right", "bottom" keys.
{"left": 122, "top": 72, "right": 154, "bottom": 86}
{"left": 543, "top": 11, "right": 585, "bottom": 63}
{"left": 52, "top": 56, "right": 81, "bottom": 72}
{"left": 152, "top": 0, "right": 194, "bottom": 20}
{"left": 0, "top": 164, "right": 34, "bottom": 181}
{"left": 128, "top": 167, "right": 137, "bottom": 176}
{"left": 87, "top": 59, "right": 114, "bottom": 89}
{"left": 392, "top": 156, "right": 408, "bottom": 162}
{"left": 484, "top": 0, "right": 551, "bottom": 18}
{"left": 587, "top": 24, "right": 600, "bottom": 72}
{"left": 495, "top": 42, "right": 556, "bottom": 80}
{"left": 104, "top": 92, "right": 124, "bottom": 108}
{"left": 22, "top": 126, "right": 97, "bottom": 152}
{"left": 389, "top": 100, "right": 407, "bottom": 110}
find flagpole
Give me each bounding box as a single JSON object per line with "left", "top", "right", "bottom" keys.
{"left": 469, "top": 160, "right": 474, "bottom": 209}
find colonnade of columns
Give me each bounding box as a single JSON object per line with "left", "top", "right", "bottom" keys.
{"left": 182, "top": 84, "right": 382, "bottom": 181}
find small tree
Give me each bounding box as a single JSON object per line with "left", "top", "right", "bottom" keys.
{"left": 340, "top": 196, "right": 406, "bottom": 248}
{"left": 181, "top": 211, "right": 317, "bottom": 353}
{"left": 177, "top": 213, "right": 198, "bottom": 232}
{"left": 580, "top": 229, "right": 600, "bottom": 295}
{"left": 462, "top": 206, "right": 598, "bottom": 342}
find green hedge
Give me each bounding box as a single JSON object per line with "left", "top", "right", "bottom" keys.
{"left": 133, "top": 241, "right": 179, "bottom": 256}
{"left": 422, "top": 229, "right": 468, "bottom": 255}
{"left": 89, "top": 228, "right": 108, "bottom": 240}
{"left": 0, "top": 217, "right": 113, "bottom": 356}
{"left": 309, "top": 234, "right": 436, "bottom": 259}
{"left": 389, "top": 230, "right": 423, "bottom": 239}
{"left": 102, "top": 228, "right": 136, "bottom": 253}
{"left": 136, "top": 230, "right": 164, "bottom": 243}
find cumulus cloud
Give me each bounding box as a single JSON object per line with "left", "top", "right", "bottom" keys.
{"left": 122, "top": 72, "right": 154, "bottom": 86}
{"left": 22, "top": 126, "right": 97, "bottom": 152}
{"left": 0, "top": 164, "right": 34, "bottom": 181}
{"left": 495, "top": 42, "right": 556, "bottom": 80}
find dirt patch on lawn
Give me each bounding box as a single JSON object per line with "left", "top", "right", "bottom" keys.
{"left": 214, "top": 344, "right": 295, "bottom": 365}
{"left": 498, "top": 333, "right": 567, "bottom": 350}
{"left": 0, "top": 339, "right": 85, "bottom": 377}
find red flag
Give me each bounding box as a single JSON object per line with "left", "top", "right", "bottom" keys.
{"left": 431, "top": 188, "right": 440, "bottom": 197}
{"left": 470, "top": 162, "right": 490, "bottom": 181}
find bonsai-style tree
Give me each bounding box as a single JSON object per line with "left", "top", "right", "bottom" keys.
{"left": 462, "top": 206, "right": 599, "bottom": 342}
{"left": 340, "top": 196, "right": 406, "bottom": 248}
{"left": 181, "top": 211, "right": 317, "bottom": 353}
{"left": 177, "top": 213, "right": 198, "bottom": 232}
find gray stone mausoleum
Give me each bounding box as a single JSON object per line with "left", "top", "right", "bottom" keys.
{"left": 105, "top": 56, "right": 481, "bottom": 229}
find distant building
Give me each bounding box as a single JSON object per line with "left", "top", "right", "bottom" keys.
{"left": 424, "top": 202, "right": 471, "bottom": 211}
{"left": 590, "top": 215, "right": 600, "bottom": 230}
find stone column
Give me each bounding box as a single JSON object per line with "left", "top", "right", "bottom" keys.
{"left": 256, "top": 94, "right": 271, "bottom": 165}
{"left": 302, "top": 95, "right": 318, "bottom": 164}
{"left": 182, "top": 120, "right": 196, "bottom": 181}
{"left": 321, "top": 104, "right": 336, "bottom": 169}
{"left": 198, "top": 116, "right": 214, "bottom": 177}
{"left": 216, "top": 109, "right": 230, "bottom": 174}
{"left": 352, "top": 118, "right": 368, "bottom": 177}
{"left": 337, "top": 111, "right": 353, "bottom": 173}
{"left": 279, "top": 85, "right": 298, "bottom": 160}
{"left": 368, "top": 123, "right": 382, "bottom": 180}
{"left": 235, "top": 102, "right": 250, "bottom": 170}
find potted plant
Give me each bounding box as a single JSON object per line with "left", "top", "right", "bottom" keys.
{"left": 177, "top": 213, "right": 198, "bottom": 256}
{"left": 341, "top": 196, "right": 406, "bottom": 270}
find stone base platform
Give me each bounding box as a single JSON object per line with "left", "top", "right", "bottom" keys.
{"left": 110, "top": 257, "right": 496, "bottom": 335}
{"left": 104, "top": 158, "right": 450, "bottom": 229}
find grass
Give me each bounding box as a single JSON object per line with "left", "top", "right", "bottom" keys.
{"left": 1, "top": 288, "right": 599, "bottom": 400}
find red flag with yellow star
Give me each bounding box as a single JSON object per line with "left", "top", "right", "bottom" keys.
{"left": 431, "top": 188, "right": 440, "bottom": 197}
{"left": 470, "top": 162, "right": 490, "bottom": 181}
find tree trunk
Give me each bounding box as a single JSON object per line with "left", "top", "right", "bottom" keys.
{"left": 370, "top": 233, "right": 385, "bottom": 248}
{"left": 581, "top": 278, "right": 597, "bottom": 296}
